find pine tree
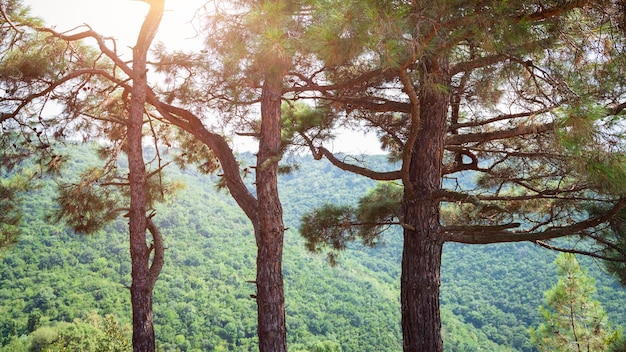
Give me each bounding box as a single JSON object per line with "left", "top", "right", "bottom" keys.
{"left": 1, "top": 1, "right": 168, "bottom": 350}
{"left": 296, "top": 1, "right": 626, "bottom": 350}
{"left": 531, "top": 253, "right": 621, "bottom": 352}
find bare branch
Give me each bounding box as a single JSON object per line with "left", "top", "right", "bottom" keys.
{"left": 446, "top": 122, "right": 554, "bottom": 145}
{"left": 533, "top": 240, "right": 626, "bottom": 263}
{"left": 312, "top": 146, "right": 401, "bottom": 181}
{"left": 1, "top": 68, "right": 122, "bottom": 123}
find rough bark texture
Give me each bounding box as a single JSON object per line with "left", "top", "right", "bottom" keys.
{"left": 401, "top": 60, "right": 449, "bottom": 352}
{"left": 255, "top": 73, "right": 287, "bottom": 352}
{"left": 127, "top": 2, "right": 164, "bottom": 351}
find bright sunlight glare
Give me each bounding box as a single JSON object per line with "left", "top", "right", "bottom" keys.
{"left": 27, "top": 0, "right": 383, "bottom": 155}
{"left": 28, "top": 0, "right": 208, "bottom": 53}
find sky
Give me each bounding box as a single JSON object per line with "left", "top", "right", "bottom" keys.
{"left": 26, "top": 0, "right": 383, "bottom": 155}
{"left": 27, "top": 0, "right": 207, "bottom": 52}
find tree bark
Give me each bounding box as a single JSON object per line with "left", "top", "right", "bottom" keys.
{"left": 255, "top": 72, "right": 287, "bottom": 352}
{"left": 401, "top": 59, "right": 449, "bottom": 352}
{"left": 127, "top": 2, "right": 164, "bottom": 351}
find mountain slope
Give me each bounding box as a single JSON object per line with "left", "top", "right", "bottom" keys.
{"left": 0, "top": 147, "right": 624, "bottom": 351}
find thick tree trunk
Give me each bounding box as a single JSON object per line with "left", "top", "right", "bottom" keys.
{"left": 130, "top": 250, "right": 155, "bottom": 352}
{"left": 401, "top": 225, "right": 444, "bottom": 352}
{"left": 401, "top": 59, "right": 449, "bottom": 352}
{"left": 255, "top": 73, "right": 287, "bottom": 352}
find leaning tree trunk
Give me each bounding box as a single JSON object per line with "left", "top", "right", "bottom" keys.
{"left": 255, "top": 72, "right": 287, "bottom": 352}
{"left": 400, "top": 59, "right": 449, "bottom": 352}
{"left": 127, "top": 2, "right": 164, "bottom": 351}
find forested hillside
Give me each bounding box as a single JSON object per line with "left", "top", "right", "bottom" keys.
{"left": 1, "top": 145, "right": 624, "bottom": 351}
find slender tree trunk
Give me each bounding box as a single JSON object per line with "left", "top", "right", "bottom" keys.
{"left": 401, "top": 59, "right": 449, "bottom": 352}
{"left": 255, "top": 72, "right": 287, "bottom": 352}
{"left": 127, "top": 2, "right": 164, "bottom": 351}
{"left": 128, "top": 54, "right": 155, "bottom": 352}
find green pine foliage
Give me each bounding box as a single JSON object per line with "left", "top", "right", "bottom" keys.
{"left": 531, "top": 253, "right": 621, "bottom": 352}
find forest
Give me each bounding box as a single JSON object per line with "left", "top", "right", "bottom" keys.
{"left": 1, "top": 145, "right": 625, "bottom": 351}
{"left": 3, "top": 0, "right": 626, "bottom": 351}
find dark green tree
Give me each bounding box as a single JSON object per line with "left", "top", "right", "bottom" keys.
{"left": 295, "top": 1, "right": 626, "bottom": 351}
{"left": 531, "top": 253, "right": 621, "bottom": 352}
{"left": 0, "top": 175, "right": 27, "bottom": 250}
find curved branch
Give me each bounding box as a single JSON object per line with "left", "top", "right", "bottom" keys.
{"left": 146, "top": 216, "right": 164, "bottom": 290}
{"left": 145, "top": 92, "right": 259, "bottom": 226}
{"left": 517, "top": 0, "right": 590, "bottom": 22}
{"left": 0, "top": 4, "right": 21, "bottom": 33}
{"left": 2, "top": 68, "right": 117, "bottom": 123}
{"left": 608, "top": 101, "right": 626, "bottom": 116}
{"left": 533, "top": 240, "right": 626, "bottom": 263}
{"left": 37, "top": 27, "right": 133, "bottom": 78}
{"left": 450, "top": 53, "right": 508, "bottom": 75}
{"left": 286, "top": 67, "right": 392, "bottom": 93}
{"left": 321, "top": 95, "right": 410, "bottom": 113}
{"left": 443, "top": 198, "right": 626, "bottom": 244}
{"left": 312, "top": 146, "right": 401, "bottom": 181}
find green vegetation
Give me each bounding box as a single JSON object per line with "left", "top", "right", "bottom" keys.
{"left": 0, "top": 175, "right": 26, "bottom": 250}
{"left": 531, "top": 253, "right": 620, "bottom": 351}
{"left": 1, "top": 147, "right": 624, "bottom": 351}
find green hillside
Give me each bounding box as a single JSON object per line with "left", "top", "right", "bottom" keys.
{"left": 0, "top": 146, "right": 624, "bottom": 351}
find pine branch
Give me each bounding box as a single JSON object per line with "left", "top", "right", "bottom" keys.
{"left": 443, "top": 198, "right": 626, "bottom": 244}
{"left": 533, "top": 240, "right": 626, "bottom": 263}
{"left": 144, "top": 91, "right": 260, "bottom": 225}
{"left": 446, "top": 122, "right": 555, "bottom": 145}
{"left": 0, "top": 4, "right": 21, "bottom": 33}
{"left": 448, "top": 106, "right": 559, "bottom": 131}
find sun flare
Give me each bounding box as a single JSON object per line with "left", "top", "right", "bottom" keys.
{"left": 29, "top": 0, "right": 206, "bottom": 51}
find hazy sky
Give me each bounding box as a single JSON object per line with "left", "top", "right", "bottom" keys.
{"left": 26, "top": 0, "right": 383, "bottom": 155}
{"left": 28, "top": 0, "right": 207, "bottom": 51}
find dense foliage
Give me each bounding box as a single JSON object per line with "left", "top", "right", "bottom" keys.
{"left": 1, "top": 146, "right": 624, "bottom": 351}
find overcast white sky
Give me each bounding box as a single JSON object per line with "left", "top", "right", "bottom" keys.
{"left": 26, "top": 0, "right": 383, "bottom": 155}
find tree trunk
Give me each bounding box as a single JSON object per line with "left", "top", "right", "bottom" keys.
{"left": 130, "top": 249, "right": 155, "bottom": 352}
{"left": 401, "top": 59, "right": 449, "bottom": 352}
{"left": 401, "top": 226, "right": 444, "bottom": 352}
{"left": 127, "top": 2, "right": 164, "bottom": 351}
{"left": 255, "top": 73, "right": 287, "bottom": 352}
{"left": 128, "top": 84, "right": 155, "bottom": 351}
{"left": 128, "top": 56, "right": 155, "bottom": 352}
